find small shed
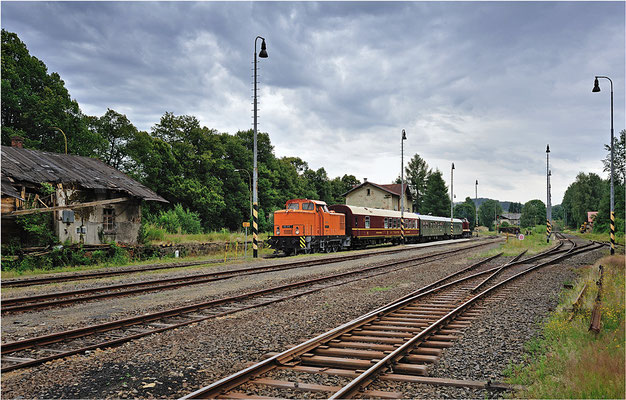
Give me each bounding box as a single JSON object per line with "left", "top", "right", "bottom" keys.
{"left": 1, "top": 144, "right": 167, "bottom": 245}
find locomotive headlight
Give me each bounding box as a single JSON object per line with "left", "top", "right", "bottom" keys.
{"left": 295, "top": 227, "right": 300, "bottom": 234}
{"left": 276, "top": 227, "right": 280, "bottom": 235}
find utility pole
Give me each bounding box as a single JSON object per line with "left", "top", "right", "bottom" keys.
{"left": 546, "top": 144, "right": 552, "bottom": 243}
{"left": 400, "top": 129, "right": 407, "bottom": 244}
{"left": 252, "top": 36, "right": 268, "bottom": 258}
{"left": 475, "top": 179, "right": 478, "bottom": 229}
{"left": 450, "top": 163, "right": 455, "bottom": 236}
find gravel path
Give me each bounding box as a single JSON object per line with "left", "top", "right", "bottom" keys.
{"left": 2, "top": 238, "right": 603, "bottom": 399}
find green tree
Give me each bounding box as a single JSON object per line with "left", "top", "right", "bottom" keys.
{"left": 593, "top": 182, "right": 625, "bottom": 234}
{"left": 454, "top": 201, "right": 476, "bottom": 230}
{"left": 520, "top": 199, "right": 547, "bottom": 228}
{"left": 561, "top": 172, "right": 605, "bottom": 229}
{"left": 508, "top": 202, "right": 523, "bottom": 213}
{"left": 454, "top": 197, "right": 476, "bottom": 230}
{"left": 552, "top": 204, "right": 564, "bottom": 221}
{"left": 602, "top": 129, "right": 625, "bottom": 185}
{"left": 422, "top": 170, "right": 450, "bottom": 217}
{"left": 1, "top": 29, "right": 103, "bottom": 156}
{"left": 402, "top": 154, "right": 431, "bottom": 213}
{"left": 478, "top": 199, "right": 503, "bottom": 231}
{"left": 87, "top": 109, "right": 139, "bottom": 171}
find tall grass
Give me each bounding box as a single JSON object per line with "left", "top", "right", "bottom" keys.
{"left": 147, "top": 229, "right": 270, "bottom": 244}
{"left": 477, "top": 225, "right": 551, "bottom": 257}
{"left": 505, "top": 255, "right": 625, "bottom": 398}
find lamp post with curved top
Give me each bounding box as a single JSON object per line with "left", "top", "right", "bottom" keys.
{"left": 592, "top": 76, "right": 615, "bottom": 255}
{"left": 252, "top": 36, "right": 268, "bottom": 258}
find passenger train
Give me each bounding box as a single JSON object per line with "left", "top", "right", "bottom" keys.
{"left": 267, "top": 199, "right": 471, "bottom": 255}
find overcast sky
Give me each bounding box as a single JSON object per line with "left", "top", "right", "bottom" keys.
{"left": 2, "top": 1, "right": 624, "bottom": 205}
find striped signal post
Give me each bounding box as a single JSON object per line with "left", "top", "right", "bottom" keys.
{"left": 252, "top": 36, "right": 268, "bottom": 258}
{"left": 592, "top": 76, "right": 615, "bottom": 255}
{"left": 450, "top": 163, "right": 455, "bottom": 236}
{"left": 400, "top": 129, "right": 407, "bottom": 244}
{"left": 546, "top": 145, "right": 552, "bottom": 243}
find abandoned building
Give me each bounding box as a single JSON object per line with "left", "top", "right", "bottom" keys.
{"left": 1, "top": 141, "right": 167, "bottom": 245}
{"left": 342, "top": 181, "right": 413, "bottom": 212}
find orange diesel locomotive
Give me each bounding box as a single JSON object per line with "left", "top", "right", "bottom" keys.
{"left": 268, "top": 199, "right": 349, "bottom": 255}
{"left": 268, "top": 198, "right": 470, "bottom": 255}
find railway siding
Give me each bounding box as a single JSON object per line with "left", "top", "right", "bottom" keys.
{"left": 0, "top": 237, "right": 606, "bottom": 399}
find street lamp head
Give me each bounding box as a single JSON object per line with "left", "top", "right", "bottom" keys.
{"left": 259, "top": 39, "right": 268, "bottom": 58}
{"left": 592, "top": 77, "right": 601, "bottom": 92}
{"left": 401, "top": 129, "right": 406, "bottom": 140}
{"left": 476, "top": 179, "right": 478, "bottom": 185}
{"left": 451, "top": 162, "right": 455, "bottom": 170}
{"left": 546, "top": 144, "right": 550, "bottom": 153}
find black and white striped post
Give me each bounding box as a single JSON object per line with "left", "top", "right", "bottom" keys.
{"left": 450, "top": 163, "right": 455, "bottom": 236}
{"left": 592, "top": 76, "right": 615, "bottom": 255}
{"left": 253, "top": 36, "right": 268, "bottom": 258}
{"left": 400, "top": 129, "right": 407, "bottom": 244}
{"left": 546, "top": 145, "right": 551, "bottom": 243}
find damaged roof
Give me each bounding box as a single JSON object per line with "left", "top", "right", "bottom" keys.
{"left": 1, "top": 146, "right": 167, "bottom": 202}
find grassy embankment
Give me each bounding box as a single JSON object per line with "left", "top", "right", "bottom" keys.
{"left": 505, "top": 254, "right": 625, "bottom": 398}
{"left": 2, "top": 231, "right": 274, "bottom": 279}
{"left": 477, "top": 225, "right": 552, "bottom": 257}
{"left": 566, "top": 229, "right": 626, "bottom": 247}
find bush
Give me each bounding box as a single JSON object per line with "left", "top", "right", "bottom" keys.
{"left": 154, "top": 204, "right": 203, "bottom": 234}
{"left": 143, "top": 223, "right": 166, "bottom": 241}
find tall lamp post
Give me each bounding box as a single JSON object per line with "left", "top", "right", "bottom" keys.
{"left": 592, "top": 76, "right": 615, "bottom": 255}
{"left": 400, "top": 129, "right": 407, "bottom": 244}
{"left": 450, "top": 163, "right": 455, "bottom": 236}
{"left": 50, "top": 127, "right": 68, "bottom": 154}
{"left": 253, "top": 36, "right": 268, "bottom": 258}
{"left": 546, "top": 145, "right": 552, "bottom": 243}
{"left": 475, "top": 179, "right": 478, "bottom": 230}
{"left": 235, "top": 168, "right": 252, "bottom": 258}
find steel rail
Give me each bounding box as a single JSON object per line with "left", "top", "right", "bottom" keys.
{"left": 183, "top": 239, "right": 602, "bottom": 399}
{"left": 179, "top": 247, "right": 547, "bottom": 399}
{"left": 330, "top": 240, "right": 600, "bottom": 398}
{"left": 1, "top": 241, "right": 496, "bottom": 372}
{"left": 2, "top": 241, "right": 493, "bottom": 314}
{"left": 2, "top": 238, "right": 490, "bottom": 288}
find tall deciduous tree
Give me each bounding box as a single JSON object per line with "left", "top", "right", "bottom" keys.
{"left": 602, "top": 129, "right": 625, "bottom": 185}
{"left": 478, "top": 199, "right": 503, "bottom": 231}
{"left": 561, "top": 172, "right": 605, "bottom": 229}
{"left": 422, "top": 170, "right": 450, "bottom": 217}
{"left": 520, "top": 199, "right": 547, "bottom": 228}
{"left": 87, "top": 109, "right": 139, "bottom": 171}
{"left": 1, "top": 29, "right": 103, "bottom": 156}
{"left": 508, "top": 202, "right": 523, "bottom": 213}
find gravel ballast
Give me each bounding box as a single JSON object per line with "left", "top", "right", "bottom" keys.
{"left": 1, "top": 239, "right": 605, "bottom": 399}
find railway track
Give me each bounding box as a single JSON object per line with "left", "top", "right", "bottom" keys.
{"left": 2, "top": 238, "right": 489, "bottom": 288}
{"left": 0, "top": 239, "right": 499, "bottom": 373}
{"left": 181, "top": 238, "right": 604, "bottom": 399}
{"left": 1, "top": 240, "right": 493, "bottom": 314}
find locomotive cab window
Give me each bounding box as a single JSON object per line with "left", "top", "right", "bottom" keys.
{"left": 302, "top": 202, "right": 314, "bottom": 210}
{"left": 384, "top": 218, "right": 388, "bottom": 229}
{"left": 287, "top": 203, "right": 300, "bottom": 210}
{"left": 365, "top": 216, "right": 370, "bottom": 228}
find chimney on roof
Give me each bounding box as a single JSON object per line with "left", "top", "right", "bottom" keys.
{"left": 11, "top": 136, "right": 23, "bottom": 148}
{"left": 364, "top": 178, "right": 367, "bottom": 182}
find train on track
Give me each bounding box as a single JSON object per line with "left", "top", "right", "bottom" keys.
{"left": 267, "top": 198, "right": 471, "bottom": 255}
